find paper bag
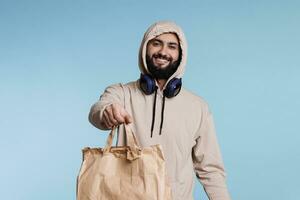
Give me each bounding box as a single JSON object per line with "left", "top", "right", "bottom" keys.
{"left": 76, "top": 124, "right": 172, "bottom": 200}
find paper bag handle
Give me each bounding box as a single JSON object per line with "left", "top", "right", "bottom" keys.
{"left": 104, "top": 124, "right": 141, "bottom": 160}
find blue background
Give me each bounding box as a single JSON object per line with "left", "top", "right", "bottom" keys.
{"left": 1, "top": 0, "right": 299, "bottom": 199}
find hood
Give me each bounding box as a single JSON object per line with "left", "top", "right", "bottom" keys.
{"left": 138, "top": 21, "right": 188, "bottom": 86}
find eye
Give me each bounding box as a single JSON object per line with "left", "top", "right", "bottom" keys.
{"left": 169, "top": 45, "right": 178, "bottom": 50}
{"left": 152, "top": 41, "right": 160, "bottom": 46}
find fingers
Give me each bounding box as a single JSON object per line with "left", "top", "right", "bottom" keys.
{"left": 102, "top": 109, "right": 114, "bottom": 129}
{"left": 111, "top": 104, "right": 125, "bottom": 124}
{"left": 102, "top": 104, "right": 133, "bottom": 129}
{"left": 104, "top": 106, "right": 119, "bottom": 125}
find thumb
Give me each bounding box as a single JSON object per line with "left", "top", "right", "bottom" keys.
{"left": 123, "top": 111, "right": 133, "bottom": 124}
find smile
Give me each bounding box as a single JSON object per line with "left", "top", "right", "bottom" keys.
{"left": 154, "top": 57, "right": 169, "bottom": 65}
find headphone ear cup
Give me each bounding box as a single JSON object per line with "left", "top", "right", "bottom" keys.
{"left": 139, "top": 74, "right": 156, "bottom": 95}
{"left": 163, "top": 78, "right": 182, "bottom": 98}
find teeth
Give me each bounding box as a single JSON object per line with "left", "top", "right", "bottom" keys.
{"left": 156, "top": 58, "right": 168, "bottom": 62}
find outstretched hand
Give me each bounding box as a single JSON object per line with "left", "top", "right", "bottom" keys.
{"left": 102, "top": 103, "right": 133, "bottom": 129}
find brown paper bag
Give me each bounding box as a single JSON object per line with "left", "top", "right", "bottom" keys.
{"left": 76, "top": 124, "right": 172, "bottom": 200}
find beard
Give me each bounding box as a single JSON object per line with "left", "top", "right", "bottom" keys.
{"left": 146, "top": 54, "right": 181, "bottom": 80}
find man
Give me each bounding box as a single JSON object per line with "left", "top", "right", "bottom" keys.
{"left": 89, "top": 21, "right": 231, "bottom": 200}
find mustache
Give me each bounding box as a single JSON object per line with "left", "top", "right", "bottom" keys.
{"left": 153, "top": 53, "right": 172, "bottom": 61}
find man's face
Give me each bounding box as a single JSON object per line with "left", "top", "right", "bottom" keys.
{"left": 146, "top": 33, "right": 181, "bottom": 79}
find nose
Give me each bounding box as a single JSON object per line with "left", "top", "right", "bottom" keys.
{"left": 158, "top": 44, "right": 168, "bottom": 56}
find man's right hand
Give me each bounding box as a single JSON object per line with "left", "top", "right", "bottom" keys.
{"left": 101, "top": 103, "right": 133, "bottom": 129}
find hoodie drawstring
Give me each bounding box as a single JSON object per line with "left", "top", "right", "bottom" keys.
{"left": 150, "top": 89, "right": 166, "bottom": 137}
{"left": 159, "top": 95, "right": 166, "bottom": 135}
{"left": 150, "top": 88, "right": 158, "bottom": 138}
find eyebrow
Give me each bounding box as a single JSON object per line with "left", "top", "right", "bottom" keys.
{"left": 152, "top": 38, "right": 179, "bottom": 46}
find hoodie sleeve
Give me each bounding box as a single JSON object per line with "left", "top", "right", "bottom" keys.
{"left": 192, "top": 105, "right": 231, "bottom": 200}
{"left": 88, "top": 83, "right": 125, "bottom": 130}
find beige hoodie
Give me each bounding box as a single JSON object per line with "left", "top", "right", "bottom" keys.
{"left": 89, "top": 21, "right": 231, "bottom": 200}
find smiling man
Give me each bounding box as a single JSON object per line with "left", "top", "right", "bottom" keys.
{"left": 89, "top": 21, "right": 231, "bottom": 200}
{"left": 146, "top": 33, "right": 181, "bottom": 83}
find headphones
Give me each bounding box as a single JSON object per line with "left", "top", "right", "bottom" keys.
{"left": 139, "top": 74, "right": 182, "bottom": 98}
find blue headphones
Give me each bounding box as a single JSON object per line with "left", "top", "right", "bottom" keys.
{"left": 139, "top": 74, "right": 182, "bottom": 98}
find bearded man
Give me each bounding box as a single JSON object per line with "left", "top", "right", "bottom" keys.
{"left": 89, "top": 21, "right": 231, "bottom": 200}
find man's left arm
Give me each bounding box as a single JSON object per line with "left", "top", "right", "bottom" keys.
{"left": 192, "top": 107, "right": 231, "bottom": 200}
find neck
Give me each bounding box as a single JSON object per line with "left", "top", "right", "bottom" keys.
{"left": 156, "top": 79, "right": 167, "bottom": 91}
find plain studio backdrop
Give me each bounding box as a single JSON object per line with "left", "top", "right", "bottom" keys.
{"left": 1, "top": 0, "right": 299, "bottom": 199}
